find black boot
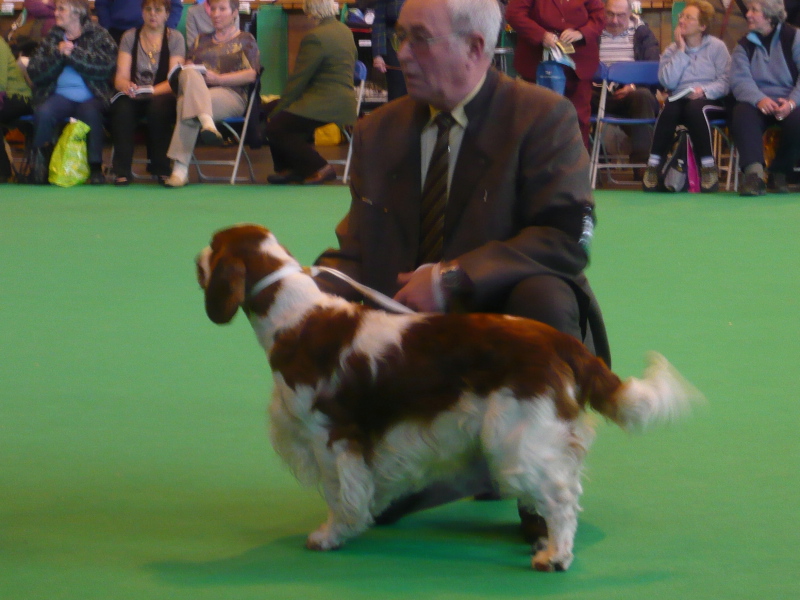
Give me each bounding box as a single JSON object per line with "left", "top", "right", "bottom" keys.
{"left": 27, "top": 143, "right": 53, "bottom": 185}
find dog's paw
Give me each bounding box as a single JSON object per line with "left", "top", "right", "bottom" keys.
{"left": 306, "top": 528, "right": 343, "bottom": 551}
{"left": 531, "top": 547, "right": 573, "bottom": 572}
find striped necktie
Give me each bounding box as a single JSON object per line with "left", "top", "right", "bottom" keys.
{"left": 418, "top": 112, "right": 454, "bottom": 265}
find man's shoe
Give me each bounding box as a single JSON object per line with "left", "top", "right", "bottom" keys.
{"left": 768, "top": 172, "right": 789, "bottom": 193}
{"left": 163, "top": 172, "right": 189, "bottom": 188}
{"left": 303, "top": 164, "right": 337, "bottom": 185}
{"left": 642, "top": 164, "right": 660, "bottom": 191}
{"left": 199, "top": 127, "right": 224, "bottom": 146}
{"left": 700, "top": 165, "right": 719, "bottom": 193}
{"left": 739, "top": 172, "right": 766, "bottom": 196}
{"left": 267, "top": 170, "right": 301, "bottom": 184}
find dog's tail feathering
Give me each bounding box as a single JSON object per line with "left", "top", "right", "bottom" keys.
{"left": 583, "top": 352, "right": 703, "bottom": 432}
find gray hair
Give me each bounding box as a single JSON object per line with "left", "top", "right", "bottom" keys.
{"left": 605, "top": 0, "right": 634, "bottom": 11}
{"left": 303, "top": 0, "right": 338, "bottom": 19}
{"left": 748, "top": 0, "right": 787, "bottom": 25}
{"left": 59, "top": 0, "right": 90, "bottom": 25}
{"left": 446, "top": 0, "right": 503, "bottom": 58}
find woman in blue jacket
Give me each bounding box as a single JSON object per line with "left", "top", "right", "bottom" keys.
{"left": 730, "top": 0, "right": 800, "bottom": 195}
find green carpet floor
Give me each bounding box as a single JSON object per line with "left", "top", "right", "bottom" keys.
{"left": 1, "top": 184, "right": 798, "bottom": 600}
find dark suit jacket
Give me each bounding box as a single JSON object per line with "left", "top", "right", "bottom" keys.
{"left": 506, "top": 0, "right": 605, "bottom": 81}
{"left": 317, "top": 69, "right": 610, "bottom": 365}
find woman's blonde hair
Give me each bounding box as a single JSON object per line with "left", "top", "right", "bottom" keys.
{"left": 303, "top": 0, "right": 338, "bottom": 20}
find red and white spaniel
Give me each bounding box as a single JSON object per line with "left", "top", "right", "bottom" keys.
{"left": 196, "top": 224, "right": 700, "bottom": 572}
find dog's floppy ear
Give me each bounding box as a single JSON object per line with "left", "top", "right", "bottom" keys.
{"left": 204, "top": 253, "right": 246, "bottom": 324}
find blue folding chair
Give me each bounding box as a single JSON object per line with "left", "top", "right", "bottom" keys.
{"left": 589, "top": 60, "right": 660, "bottom": 189}
{"left": 191, "top": 70, "right": 262, "bottom": 185}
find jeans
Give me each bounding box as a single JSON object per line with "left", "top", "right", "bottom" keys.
{"left": 33, "top": 94, "right": 106, "bottom": 165}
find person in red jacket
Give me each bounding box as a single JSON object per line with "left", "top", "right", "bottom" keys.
{"left": 506, "top": 0, "right": 605, "bottom": 149}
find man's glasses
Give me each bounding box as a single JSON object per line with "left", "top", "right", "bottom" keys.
{"left": 390, "top": 30, "right": 463, "bottom": 53}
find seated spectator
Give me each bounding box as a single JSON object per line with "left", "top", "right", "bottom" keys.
{"left": 24, "top": 0, "right": 56, "bottom": 37}
{"left": 8, "top": 0, "right": 56, "bottom": 57}
{"left": 642, "top": 0, "right": 730, "bottom": 192}
{"left": 96, "top": 0, "right": 183, "bottom": 44}
{"left": 111, "top": 0, "right": 185, "bottom": 186}
{"left": 592, "top": 0, "right": 660, "bottom": 172}
{"left": 163, "top": 0, "right": 260, "bottom": 188}
{"left": 506, "top": 0, "right": 606, "bottom": 150}
{"left": 1, "top": 38, "right": 33, "bottom": 182}
{"left": 265, "top": 0, "right": 357, "bottom": 185}
{"left": 26, "top": 0, "right": 117, "bottom": 184}
{"left": 730, "top": 0, "right": 800, "bottom": 195}
{"left": 185, "top": 0, "right": 239, "bottom": 49}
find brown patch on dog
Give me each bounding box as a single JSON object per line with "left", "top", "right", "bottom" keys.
{"left": 274, "top": 310, "right": 623, "bottom": 459}
{"left": 269, "top": 306, "right": 362, "bottom": 389}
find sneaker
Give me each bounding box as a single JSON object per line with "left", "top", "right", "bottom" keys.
{"left": 700, "top": 165, "right": 719, "bottom": 193}
{"left": 163, "top": 172, "right": 189, "bottom": 188}
{"left": 768, "top": 172, "right": 789, "bottom": 193}
{"left": 642, "top": 164, "right": 660, "bottom": 191}
{"left": 739, "top": 171, "right": 766, "bottom": 196}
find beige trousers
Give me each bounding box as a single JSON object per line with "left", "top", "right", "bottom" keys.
{"left": 167, "top": 68, "right": 247, "bottom": 164}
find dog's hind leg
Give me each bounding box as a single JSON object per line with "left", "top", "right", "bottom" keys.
{"left": 525, "top": 424, "right": 591, "bottom": 572}
{"left": 483, "top": 397, "right": 590, "bottom": 572}
{"left": 307, "top": 444, "right": 375, "bottom": 551}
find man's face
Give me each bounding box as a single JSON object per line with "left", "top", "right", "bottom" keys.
{"left": 605, "top": 0, "right": 632, "bottom": 36}
{"left": 396, "top": 0, "right": 470, "bottom": 108}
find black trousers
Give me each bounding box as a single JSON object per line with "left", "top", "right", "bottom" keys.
{"left": 265, "top": 104, "right": 328, "bottom": 178}
{"left": 0, "top": 94, "right": 33, "bottom": 178}
{"left": 651, "top": 96, "right": 725, "bottom": 160}
{"left": 731, "top": 101, "right": 800, "bottom": 174}
{"left": 111, "top": 94, "right": 177, "bottom": 177}
{"left": 591, "top": 86, "right": 658, "bottom": 163}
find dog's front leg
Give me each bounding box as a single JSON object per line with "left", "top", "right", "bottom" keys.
{"left": 307, "top": 446, "right": 375, "bottom": 551}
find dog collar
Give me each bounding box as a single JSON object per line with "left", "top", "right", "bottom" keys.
{"left": 250, "top": 264, "right": 303, "bottom": 298}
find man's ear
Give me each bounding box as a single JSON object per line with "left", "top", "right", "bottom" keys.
{"left": 466, "top": 32, "right": 487, "bottom": 62}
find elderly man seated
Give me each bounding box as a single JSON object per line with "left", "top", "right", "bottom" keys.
{"left": 591, "top": 0, "right": 660, "bottom": 173}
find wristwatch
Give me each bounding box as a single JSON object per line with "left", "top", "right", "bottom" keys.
{"left": 438, "top": 261, "right": 473, "bottom": 308}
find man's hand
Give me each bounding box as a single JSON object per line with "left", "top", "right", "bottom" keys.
{"left": 613, "top": 83, "right": 635, "bottom": 100}
{"left": 757, "top": 96, "right": 780, "bottom": 116}
{"left": 393, "top": 264, "right": 443, "bottom": 312}
{"left": 373, "top": 56, "right": 387, "bottom": 73}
